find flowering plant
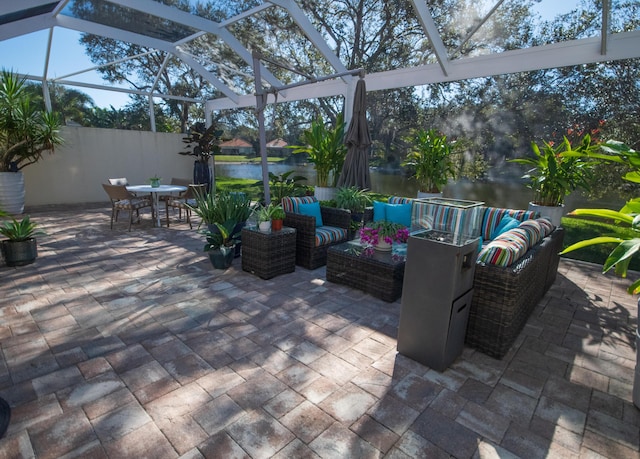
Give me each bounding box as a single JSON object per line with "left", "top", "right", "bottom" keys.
{"left": 360, "top": 221, "right": 409, "bottom": 246}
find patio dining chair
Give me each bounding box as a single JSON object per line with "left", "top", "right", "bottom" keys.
{"left": 165, "top": 184, "right": 206, "bottom": 228}
{"left": 102, "top": 183, "right": 152, "bottom": 231}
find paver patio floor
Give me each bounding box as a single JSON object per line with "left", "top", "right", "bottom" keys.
{"left": 1, "top": 204, "right": 638, "bottom": 458}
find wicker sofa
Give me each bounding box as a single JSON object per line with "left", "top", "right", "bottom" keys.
{"left": 368, "top": 198, "right": 564, "bottom": 359}
{"left": 466, "top": 210, "right": 564, "bottom": 359}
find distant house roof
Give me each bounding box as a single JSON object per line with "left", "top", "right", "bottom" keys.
{"left": 220, "top": 138, "right": 252, "bottom": 148}
{"left": 266, "top": 139, "right": 288, "bottom": 148}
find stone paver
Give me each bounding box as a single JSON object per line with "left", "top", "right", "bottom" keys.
{"left": 0, "top": 204, "right": 638, "bottom": 458}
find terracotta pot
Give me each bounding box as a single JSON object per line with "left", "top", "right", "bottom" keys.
{"left": 271, "top": 219, "right": 283, "bottom": 231}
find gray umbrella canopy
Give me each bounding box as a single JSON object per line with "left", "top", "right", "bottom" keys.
{"left": 337, "top": 78, "right": 371, "bottom": 189}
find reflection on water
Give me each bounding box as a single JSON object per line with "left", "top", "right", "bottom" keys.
{"left": 215, "top": 163, "right": 624, "bottom": 211}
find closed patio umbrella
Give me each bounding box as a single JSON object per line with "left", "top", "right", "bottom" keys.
{"left": 338, "top": 78, "right": 371, "bottom": 189}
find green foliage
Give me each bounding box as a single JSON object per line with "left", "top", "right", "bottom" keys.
{"left": 201, "top": 220, "right": 238, "bottom": 251}
{"left": 510, "top": 134, "right": 599, "bottom": 206}
{"left": 0, "top": 69, "right": 64, "bottom": 172}
{"left": 180, "top": 121, "right": 224, "bottom": 162}
{"left": 289, "top": 113, "right": 347, "bottom": 187}
{"left": 0, "top": 215, "right": 44, "bottom": 241}
{"left": 188, "top": 190, "right": 252, "bottom": 227}
{"left": 401, "top": 129, "right": 456, "bottom": 193}
{"left": 254, "top": 170, "right": 308, "bottom": 204}
{"left": 255, "top": 203, "right": 282, "bottom": 222}
{"left": 561, "top": 141, "right": 640, "bottom": 294}
{"left": 335, "top": 186, "right": 372, "bottom": 213}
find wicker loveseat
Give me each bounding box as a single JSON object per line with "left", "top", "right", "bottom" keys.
{"left": 465, "top": 207, "right": 564, "bottom": 359}
{"left": 367, "top": 198, "right": 564, "bottom": 359}
{"left": 282, "top": 196, "right": 351, "bottom": 269}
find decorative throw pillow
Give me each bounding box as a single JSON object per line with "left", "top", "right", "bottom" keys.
{"left": 373, "top": 201, "right": 386, "bottom": 222}
{"left": 298, "top": 202, "right": 324, "bottom": 226}
{"left": 492, "top": 215, "right": 520, "bottom": 239}
{"left": 385, "top": 203, "right": 412, "bottom": 227}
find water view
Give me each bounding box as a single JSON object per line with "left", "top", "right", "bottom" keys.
{"left": 215, "top": 162, "right": 624, "bottom": 212}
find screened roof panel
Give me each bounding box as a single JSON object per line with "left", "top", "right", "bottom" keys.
{"left": 61, "top": 0, "right": 199, "bottom": 42}
{"left": 0, "top": 2, "right": 57, "bottom": 27}
{"left": 0, "top": 0, "right": 638, "bottom": 113}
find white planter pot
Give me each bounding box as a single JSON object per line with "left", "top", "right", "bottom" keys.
{"left": 0, "top": 172, "right": 25, "bottom": 215}
{"left": 258, "top": 221, "right": 271, "bottom": 232}
{"left": 527, "top": 202, "right": 565, "bottom": 227}
{"left": 314, "top": 186, "right": 336, "bottom": 201}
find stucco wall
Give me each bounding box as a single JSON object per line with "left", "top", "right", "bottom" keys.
{"left": 23, "top": 126, "right": 193, "bottom": 207}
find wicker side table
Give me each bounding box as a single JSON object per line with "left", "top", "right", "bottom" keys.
{"left": 241, "top": 226, "right": 296, "bottom": 279}
{"left": 326, "top": 241, "right": 406, "bottom": 302}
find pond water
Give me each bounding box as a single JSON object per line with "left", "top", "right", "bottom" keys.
{"left": 214, "top": 162, "right": 624, "bottom": 212}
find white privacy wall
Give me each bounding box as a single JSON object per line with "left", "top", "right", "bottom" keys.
{"left": 23, "top": 126, "right": 193, "bottom": 207}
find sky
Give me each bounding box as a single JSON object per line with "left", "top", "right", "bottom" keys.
{"left": 0, "top": 0, "right": 580, "bottom": 110}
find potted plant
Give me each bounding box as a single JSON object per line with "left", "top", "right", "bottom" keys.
{"left": 201, "top": 220, "right": 237, "bottom": 269}
{"left": 0, "top": 214, "right": 44, "bottom": 266}
{"left": 188, "top": 190, "right": 251, "bottom": 256}
{"left": 271, "top": 205, "right": 285, "bottom": 231}
{"left": 149, "top": 175, "right": 161, "bottom": 188}
{"left": 254, "top": 170, "right": 308, "bottom": 205}
{"left": 360, "top": 220, "right": 409, "bottom": 252}
{"left": 509, "top": 133, "right": 599, "bottom": 225}
{"left": 179, "top": 121, "right": 224, "bottom": 192}
{"left": 256, "top": 203, "right": 276, "bottom": 232}
{"left": 335, "top": 186, "right": 372, "bottom": 221}
{"left": 401, "top": 128, "right": 456, "bottom": 198}
{"left": 0, "top": 70, "right": 63, "bottom": 214}
{"left": 289, "top": 113, "right": 347, "bottom": 201}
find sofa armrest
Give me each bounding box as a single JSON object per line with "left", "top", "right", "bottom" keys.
{"left": 283, "top": 211, "right": 316, "bottom": 243}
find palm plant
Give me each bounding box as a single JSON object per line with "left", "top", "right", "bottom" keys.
{"left": 289, "top": 113, "right": 347, "bottom": 187}
{"left": 510, "top": 134, "right": 599, "bottom": 207}
{"left": 402, "top": 129, "right": 455, "bottom": 194}
{"left": 0, "top": 70, "right": 63, "bottom": 172}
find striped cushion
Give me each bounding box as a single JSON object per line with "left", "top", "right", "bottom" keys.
{"left": 477, "top": 229, "right": 529, "bottom": 267}
{"left": 536, "top": 217, "right": 555, "bottom": 237}
{"left": 517, "top": 219, "right": 544, "bottom": 246}
{"left": 388, "top": 196, "right": 413, "bottom": 205}
{"left": 315, "top": 226, "right": 347, "bottom": 246}
{"left": 481, "top": 207, "right": 538, "bottom": 240}
{"left": 281, "top": 196, "right": 317, "bottom": 213}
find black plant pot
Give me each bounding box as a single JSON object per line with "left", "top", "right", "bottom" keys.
{"left": 193, "top": 160, "right": 212, "bottom": 193}
{"left": 1, "top": 238, "right": 37, "bottom": 266}
{"left": 208, "top": 246, "right": 234, "bottom": 269}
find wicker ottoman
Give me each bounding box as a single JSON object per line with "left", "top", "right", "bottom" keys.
{"left": 241, "top": 226, "right": 296, "bottom": 279}
{"left": 326, "top": 241, "right": 406, "bottom": 302}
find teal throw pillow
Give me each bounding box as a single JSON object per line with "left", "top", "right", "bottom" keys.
{"left": 298, "top": 201, "right": 323, "bottom": 226}
{"left": 373, "top": 201, "right": 386, "bottom": 222}
{"left": 492, "top": 215, "right": 520, "bottom": 239}
{"left": 385, "top": 203, "right": 412, "bottom": 227}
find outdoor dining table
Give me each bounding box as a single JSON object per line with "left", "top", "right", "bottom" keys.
{"left": 126, "top": 184, "right": 187, "bottom": 227}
